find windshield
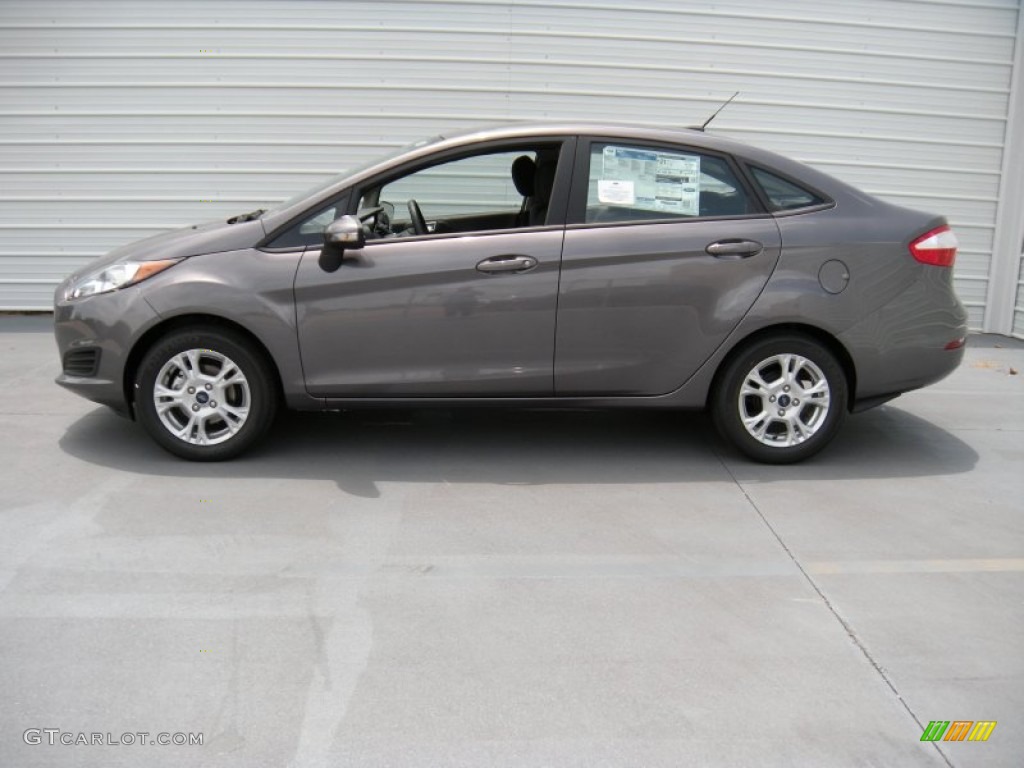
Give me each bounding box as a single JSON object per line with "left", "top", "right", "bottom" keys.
{"left": 265, "top": 135, "right": 444, "bottom": 214}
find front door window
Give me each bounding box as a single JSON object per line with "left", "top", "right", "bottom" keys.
{"left": 359, "top": 145, "right": 564, "bottom": 238}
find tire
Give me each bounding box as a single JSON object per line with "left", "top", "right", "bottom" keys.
{"left": 712, "top": 334, "right": 848, "bottom": 464}
{"left": 134, "top": 328, "right": 278, "bottom": 461}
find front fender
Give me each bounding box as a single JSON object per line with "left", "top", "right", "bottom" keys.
{"left": 139, "top": 248, "right": 313, "bottom": 407}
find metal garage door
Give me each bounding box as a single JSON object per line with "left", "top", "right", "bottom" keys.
{"left": 0, "top": 0, "right": 1020, "bottom": 331}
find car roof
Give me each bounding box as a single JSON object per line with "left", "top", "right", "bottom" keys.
{"left": 440, "top": 120, "right": 706, "bottom": 143}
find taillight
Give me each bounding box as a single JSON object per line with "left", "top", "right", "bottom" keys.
{"left": 909, "top": 225, "right": 958, "bottom": 267}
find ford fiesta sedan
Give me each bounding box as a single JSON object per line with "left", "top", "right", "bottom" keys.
{"left": 54, "top": 122, "right": 967, "bottom": 463}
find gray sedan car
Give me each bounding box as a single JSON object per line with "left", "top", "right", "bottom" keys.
{"left": 53, "top": 122, "right": 967, "bottom": 463}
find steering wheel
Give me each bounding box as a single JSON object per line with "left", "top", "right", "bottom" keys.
{"left": 407, "top": 199, "right": 428, "bottom": 236}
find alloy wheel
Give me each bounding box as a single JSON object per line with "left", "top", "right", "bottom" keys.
{"left": 737, "top": 353, "right": 831, "bottom": 447}
{"left": 152, "top": 348, "right": 251, "bottom": 446}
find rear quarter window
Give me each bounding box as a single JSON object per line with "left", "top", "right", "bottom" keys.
{"left": 749, "top": 167, "right": 826, "bottom": 212}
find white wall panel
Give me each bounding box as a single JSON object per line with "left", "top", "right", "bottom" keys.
{"left": 1016, "top": 255, "right": 1024, "bottom": 337}
{"left": 0, "top": 0, "right": 1020, "bottom": 325}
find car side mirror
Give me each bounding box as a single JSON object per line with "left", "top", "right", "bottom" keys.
{"left": 319, "top": 215, "right": 365, "bottom": 272}
{"left": 324, "top": 215, "right": 365, "bottom": 249}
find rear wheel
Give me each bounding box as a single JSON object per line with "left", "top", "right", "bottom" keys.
{"left": 135, "top": 328, "right": 278, "bottom": 461}
{"left": 713, "top": 334, "right": 847, "bottom": 463}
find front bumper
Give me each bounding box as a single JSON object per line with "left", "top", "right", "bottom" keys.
{"left": 53, "top": 285, "right": 161, "bottom": 416}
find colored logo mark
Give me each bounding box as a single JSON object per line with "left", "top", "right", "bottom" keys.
{"left": 920, "top": 720, "right": 996, "bottom": 742}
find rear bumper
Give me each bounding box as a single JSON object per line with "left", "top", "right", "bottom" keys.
{"left": 846, "top": 341, "right": 965, "bottom": 412}
{"left": 839, "top": 269, "right": 968, "bottom": 402}
{"left": 53, "top": 284, "right": 161, "bottom": 416}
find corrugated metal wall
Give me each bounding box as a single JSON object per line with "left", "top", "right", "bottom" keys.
{"left": 0, "top": 0, "right": 1020, "bottom": 331}
{"left": 1017, "top": 252, "right": 1024, "bottom": 336}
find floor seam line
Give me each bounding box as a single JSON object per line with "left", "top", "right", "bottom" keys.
{"left": 715, "top": 452, "right": 955, "bottom": 768}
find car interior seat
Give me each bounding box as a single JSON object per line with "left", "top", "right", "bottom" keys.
{"left": 511, "top": 155, "right": 536, "bottom": 227}
{"left": 528, "top": 149, "right": 560, "bottom": 226}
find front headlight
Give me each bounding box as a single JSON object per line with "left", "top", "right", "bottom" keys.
{"left": 65, "top": 258, "right": 181, "bottom": 301}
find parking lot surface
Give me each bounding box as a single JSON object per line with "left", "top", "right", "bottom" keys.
{"left": 0, "top": 315, "right": 1021, "bottom": 767}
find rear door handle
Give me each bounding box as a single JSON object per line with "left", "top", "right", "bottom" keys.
{"left": 705, "top": 240, "right": 763, "bottom": 259}
{"left": 476, "top": 255, "right": 538, "bottom": 274}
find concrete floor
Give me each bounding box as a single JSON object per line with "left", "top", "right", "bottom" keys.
{"left": 0, "top": 315, "right": 1021, "bottom": 767}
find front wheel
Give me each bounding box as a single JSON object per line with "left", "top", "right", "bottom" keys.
{"left": 135, "top": 328, "right": 278, "bottom": 461}
{"left": 713, "top": 335, "right": 848, "bottom": 464}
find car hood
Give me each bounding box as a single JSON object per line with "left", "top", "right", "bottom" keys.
{"left": 87, "top": 217, "right": 267, "bottom": 271}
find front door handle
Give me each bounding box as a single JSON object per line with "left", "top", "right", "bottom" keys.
{"left": 476, "top": 255, "right": 538, "bottom": 274}
{"left": 705, "top": 240, "right": 763, "bottom": 259}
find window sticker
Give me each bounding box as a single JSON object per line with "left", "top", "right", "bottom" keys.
{"left": 597, "top": 179, "right": 635, "bottom": 205}
{"left": 600, "top": 145, "right": 700, "bottom": 215}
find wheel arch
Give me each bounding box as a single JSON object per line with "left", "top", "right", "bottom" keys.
{"left": 123, "top": 313, "right": 285, "bottom": 413}
{"left": 709, "top": 323, "right": 857, "bottom": 411}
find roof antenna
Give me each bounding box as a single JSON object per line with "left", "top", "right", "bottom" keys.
{"left": 692, "top": 91, "right": 739, "bottom": 132}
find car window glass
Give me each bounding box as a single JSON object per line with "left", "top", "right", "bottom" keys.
{"left": 585, "top": 143, "right": 753, "bottom": 223}
{"left": 266, "top": 203, "right": 339, "bottom": 248}
{"left": 750, "top": 167, "right": 824, "bottom": 211}
{"left": 371, "top": 151, "right": 532, "bottom": 226}
{"left": 356, "top": 144, "right": 562, "bottom": 238}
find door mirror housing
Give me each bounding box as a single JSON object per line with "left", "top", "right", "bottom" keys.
{"left": 319, "top": 215, "right": 364, "bottom": 272}
{"left": 324, "top": 215, "right": 365, "bottom": 249}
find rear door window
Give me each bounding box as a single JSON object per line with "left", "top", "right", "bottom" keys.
{"left": 582, "top": 142, "right": 756, "bottom": 224}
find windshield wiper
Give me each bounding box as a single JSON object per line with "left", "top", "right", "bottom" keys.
{"left": 227, "top": 208, "right": 266, "bottom": 224}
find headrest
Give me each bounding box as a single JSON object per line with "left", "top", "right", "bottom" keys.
{"left": 511, "top": 155, "right": 536, "bottom": 197}
{"left": 532, "top": 157, "right": 557, "bottom": 205}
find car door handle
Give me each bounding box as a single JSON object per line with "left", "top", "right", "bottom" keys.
{"left": 705, "top": 240, "right": 763, "bottom": 259}
{"left": 476, "top": 255, "right": 538, "bottom": 274}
